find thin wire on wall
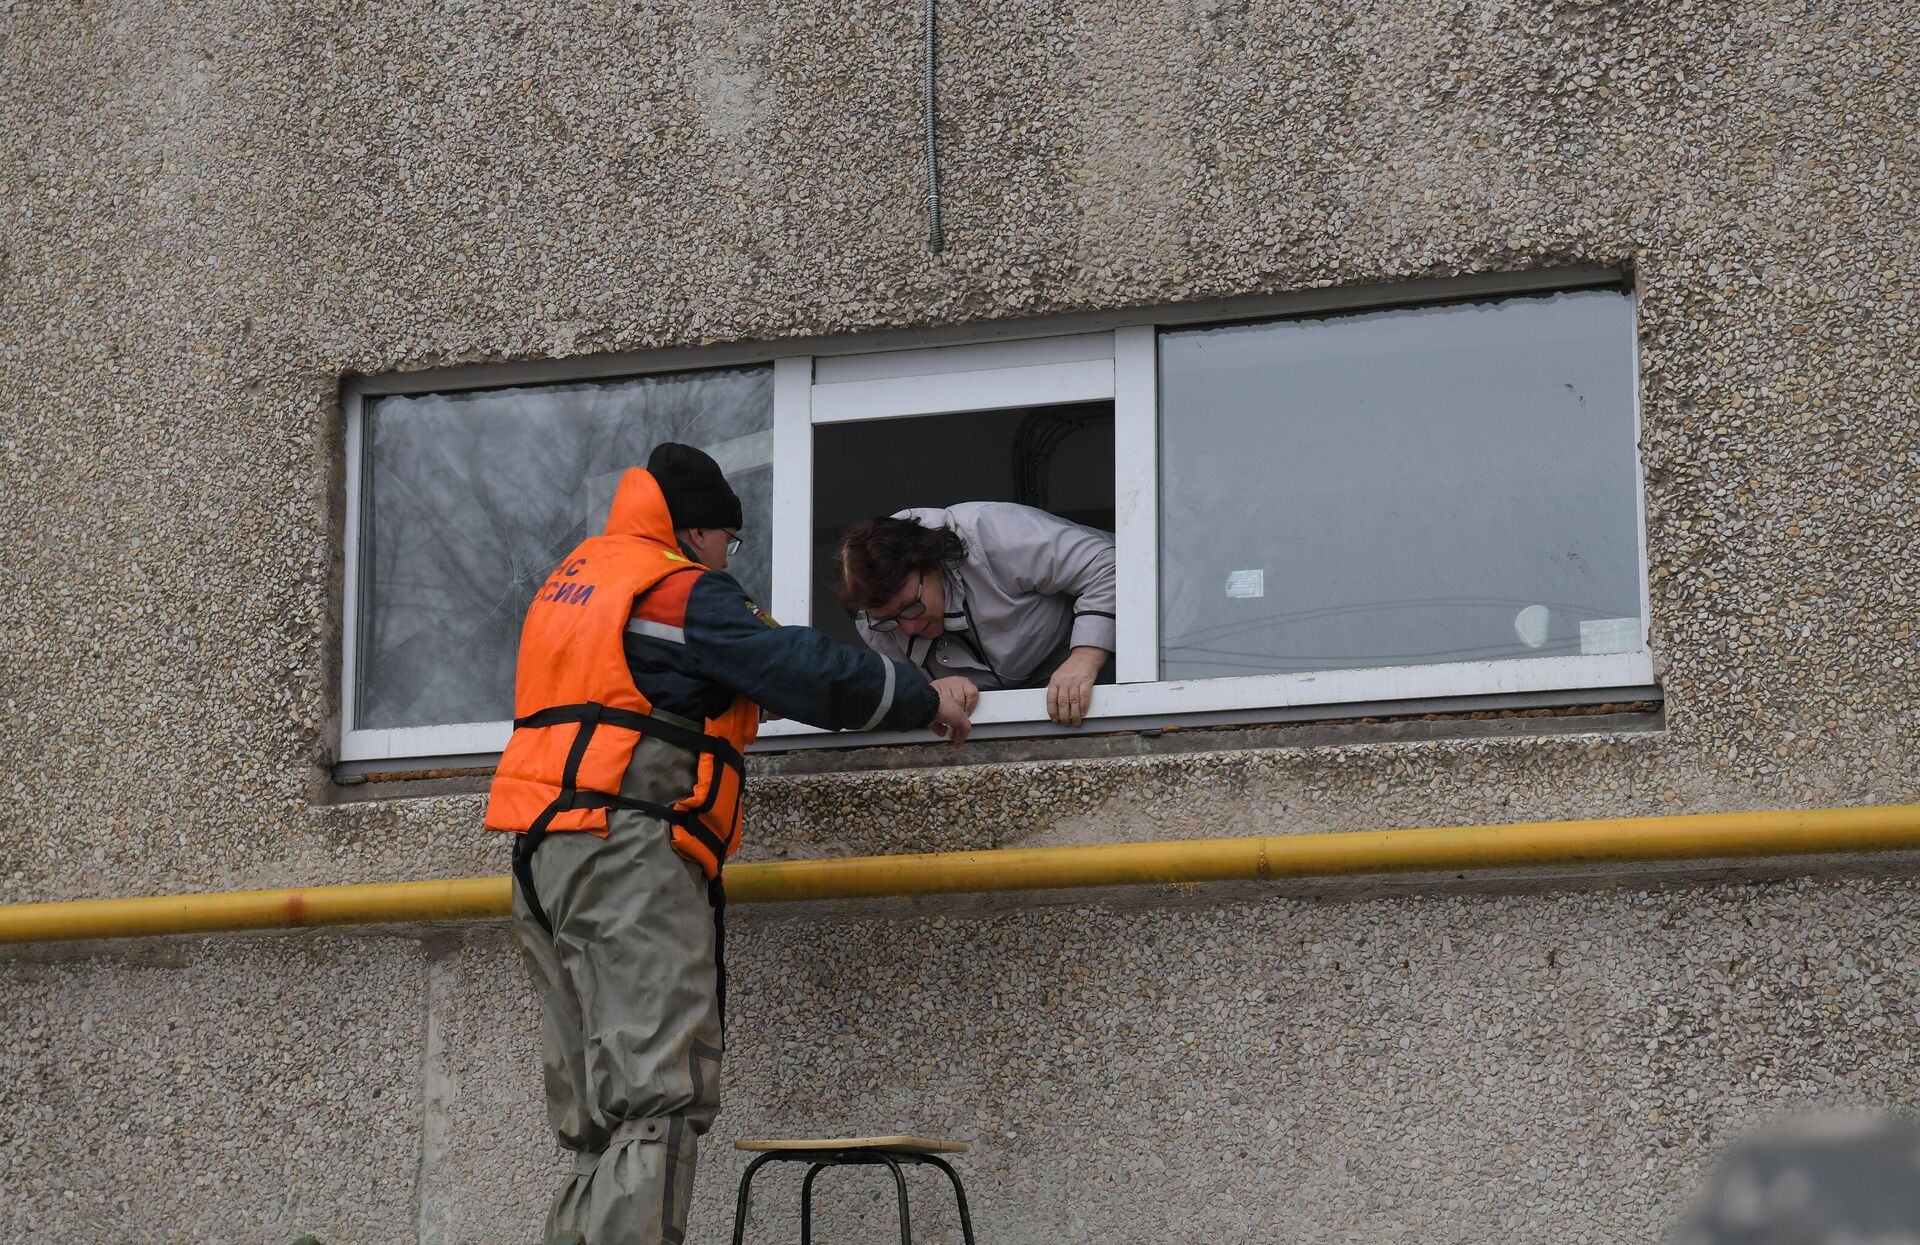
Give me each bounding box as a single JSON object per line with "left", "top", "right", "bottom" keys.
{"left": 924, "top": 0, "right": 944, "bottom": 252}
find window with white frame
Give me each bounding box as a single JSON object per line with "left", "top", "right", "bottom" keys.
{"left": 341, "top": 367, "right": 774, "bottom": 762}
{"left": 340, "top": 272, "right": 1650, "bottom": 764}
{"left": 1155, "top": 290, "right": 1645, "bottom": 682}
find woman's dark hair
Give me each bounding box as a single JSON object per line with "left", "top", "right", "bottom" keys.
{"left": 835, "top": 516, "right": 967, "bottom": 610}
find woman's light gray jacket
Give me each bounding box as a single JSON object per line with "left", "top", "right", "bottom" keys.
{"left": 854, "top": 501, "right": 1117, "bottom": 690}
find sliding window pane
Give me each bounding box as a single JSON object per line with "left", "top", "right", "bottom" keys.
{"left": 1158, "top": 289, "right": 1641, "bottom": 682}
{"left": 356, "top": 366, "right": 772, "bottom": 731}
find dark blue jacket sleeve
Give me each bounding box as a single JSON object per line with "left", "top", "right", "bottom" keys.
{"left": 679, "top": 571, "right": 941, "bottom": 733}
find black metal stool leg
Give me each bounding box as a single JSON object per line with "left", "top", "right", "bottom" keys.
{"left": 878, "top": 1153, "right": 914, "bottom": 1245}
{"left": 800, "top": 1162, "right": 830, "bottom": 1245}
{"left": 730, "top": 1151, "right": 780, "bottom": 1245}
{"left": 917, "top": 1155, "right": 977, "bottom": 1245}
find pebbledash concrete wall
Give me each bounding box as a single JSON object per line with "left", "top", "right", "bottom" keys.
{"left": 2, "top": 0, "right": 1916, "bottom": 1241}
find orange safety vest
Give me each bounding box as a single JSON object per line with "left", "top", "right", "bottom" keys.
{"left": 485, "top": 468, "right": 760, "bottom": 902}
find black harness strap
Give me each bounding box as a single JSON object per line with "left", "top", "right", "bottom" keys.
{"left": 512, "top": 701, "right": 738, "bottom": 938}
{"left": 708, "top": 873, "right": 728, "bottom": 1033}
{"left": 513, "top": 704, "right": 746, "bottom": 776}
{"left": 513, "top": 702, "right": 602, "bottom": 936}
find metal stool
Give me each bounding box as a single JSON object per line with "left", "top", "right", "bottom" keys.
{"left": 730, "top": 1135, "right": 976, "bottom": 1245}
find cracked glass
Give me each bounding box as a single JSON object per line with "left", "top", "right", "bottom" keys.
{"left": 355, "top": 366, "right": 773, "bottom": 732}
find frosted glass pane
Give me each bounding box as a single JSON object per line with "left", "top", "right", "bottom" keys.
{"left": 356, "top": 367, "right": 772, "bottom": 731}
{"left": 1158, "top": 290, "right": 1642, "bottom": 681}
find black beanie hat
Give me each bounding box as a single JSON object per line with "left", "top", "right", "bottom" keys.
{"left": 646, "top": 442, "right": 743, "bottom": 531}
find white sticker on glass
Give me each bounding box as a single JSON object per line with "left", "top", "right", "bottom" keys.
{"left": 1226, "top": 569, "right": 1265, "bottom": 599}
{"left": 1580, "top": 617, "right": 1641, "bottom": 654}
{"left": 1513, "top": 605, "right": 1551, "bottom": 649}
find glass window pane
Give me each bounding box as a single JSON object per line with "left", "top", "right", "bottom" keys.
{"left": 355, "top": 366, "right": 772, "bottom": 731}
{"left": 1158, "top": 289, "right": 1642, "bottom": 682}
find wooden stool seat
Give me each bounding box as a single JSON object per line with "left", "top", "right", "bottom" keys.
{"left": 737, "top": 1135, "right": 968, "bottom": 1155}
{"left": 729, "top": 1134, "right": 977, "bottom": 1245}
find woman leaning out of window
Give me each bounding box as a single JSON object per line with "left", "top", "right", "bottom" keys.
{"left": 835, "top": 502, "right": 1116, "bottom": 727}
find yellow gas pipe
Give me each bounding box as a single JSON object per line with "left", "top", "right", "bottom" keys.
{"left": 3, "top": 803, "right": 1918, "bottom": 945}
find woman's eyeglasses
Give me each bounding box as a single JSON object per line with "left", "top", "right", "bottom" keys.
{"left": 863, "top": 572, "right": 927, "bottom": 632}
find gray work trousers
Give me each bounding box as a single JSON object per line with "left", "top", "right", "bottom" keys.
{"left": 511, "top": 734, "right": 724, "bottom": 1245}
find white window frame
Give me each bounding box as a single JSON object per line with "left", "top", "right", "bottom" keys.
{"left": 757, "top": 288, "right": 1652, "bottom": 747}
{"left": 338, "top": 265, "right": 1653, "bottom": 764}
{"left": 339, "top": 387, "right": 520, "bottom": 763}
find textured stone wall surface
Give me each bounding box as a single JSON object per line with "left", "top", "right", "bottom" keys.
{"left": 1, "top": 936, "right": 428, "bottom": 1242}
{"left": 2, "top": 0, "right": 1916, "bottom": 1239}
{"left": 10, "top": 878, "right": 1914, "bottom": 1242}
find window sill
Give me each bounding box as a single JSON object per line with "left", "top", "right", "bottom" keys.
{"left": 752, "top": 689, "right": 1664, "bottom": 775}
{"left": 755, "top": 651, "right": 1654, "bottom": 751}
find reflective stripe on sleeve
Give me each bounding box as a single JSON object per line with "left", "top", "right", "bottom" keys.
{"left": 858, "top": 655, "right": 898, "bottom": 731}
{"left": 625, "top": 617, "right": 688, "bottom": 645}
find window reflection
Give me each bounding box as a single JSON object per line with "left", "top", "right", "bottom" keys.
{"left": 1158, "top": 290, "right": 1642, "bottom": 681}
{"left": 356, "top": 367, "right": 773, "bottom": 731}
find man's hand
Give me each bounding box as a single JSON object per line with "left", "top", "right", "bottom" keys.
{"left": 929, "top": 691, "right": 973, "bottom": 745}
{"left": 932, "top": 675, "right": 980, "bottom": 716}
{"left": 1046, "top": 647, "right": 1108, "bottom": 727}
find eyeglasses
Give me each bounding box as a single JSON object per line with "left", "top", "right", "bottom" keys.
{"left": 723, "top": 531, "right": 742, "bottom": 557}
{"left": 863, "top": 572, "right": 928, "bottom": 633}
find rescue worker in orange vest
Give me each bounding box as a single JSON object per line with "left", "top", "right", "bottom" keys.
{"left": 485, "top": 443, "right": 972, "bottom": 1245}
